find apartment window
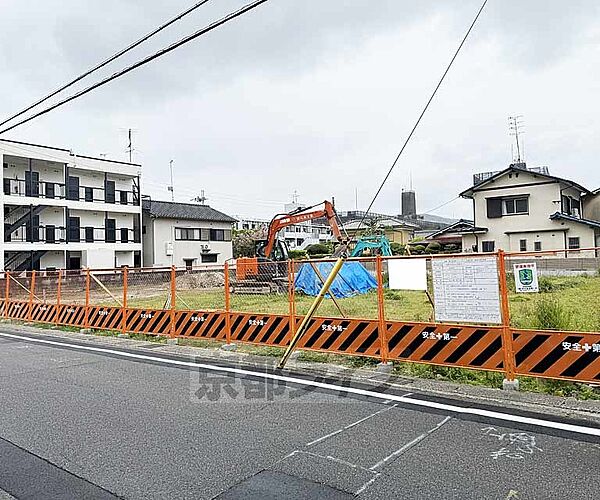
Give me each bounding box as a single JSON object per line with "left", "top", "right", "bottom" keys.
{"left": 175, "top": 228, "right": 200, "bottom": 240}
{"left": 519, "top": 239, "right": 527, "bottom": 252}
{"left": 84, "top": 187, "right": 94, "bottom": 202}
{"left": 105, "top": 219, "right": 116, "bottom": 243}
{"left": 3, "top": 179, "right": 10, "bottom": 195}
{"left": 119, "top": 190, "right": 129, "bottom": 205}
{"left": 503, "top": 197, "right": 528, "bottom": 215}
{"left": 568, "top": 237, "right": 580, "bottom": 250}
{"left": 120, "top": 228, "right": 129, "bottom": 243}
{"left": 534, "top": 241, "right": 542, "bottom": 252}
{"left": 482, "top": 240, "right": 495, "bottom": 252}
{"left": 85, "top": 227, "right": 94, "bottom": 243}
{"left": 201, "top": 254, "right": 218, "bottom": 263}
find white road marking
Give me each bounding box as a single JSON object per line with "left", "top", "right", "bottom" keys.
{"left": 1, "top": 331, "right": 599, "bottom": 438}
{"left": 306, "top": 401, "right": 408, "bottom": 447}
{"left": 369, "top": 416, "right": 452, "bottom": 471}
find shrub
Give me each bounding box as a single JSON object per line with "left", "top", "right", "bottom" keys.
{"left": 532, "top": 297, "right": 571, "bottom": 330}
{"left": 425, "top": 242, "right": 442, "bottom": 254}
{"left": 412, "top": 245, "right": 426, "bottom": 254}
{"left": 305, "top": 243, "right": 331, "bottom": 256}
{"left": 288, "top": 249, "right": 308, "bottom": 260}
{"left": 390, "top": 242, "right": 406, "bottom": 255}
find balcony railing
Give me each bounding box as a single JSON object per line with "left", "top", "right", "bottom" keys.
{"left": 4, "top": 178, "right": 139, "bottom": 206}
{"left": 5, "top": 225, "right": 140, "bottom": 244}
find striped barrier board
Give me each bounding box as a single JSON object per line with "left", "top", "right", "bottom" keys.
{"left": 513, "top": 330, "right": 600, "bottom": 383}
{"left": 57, "top": 304, "right": 86, "bottom": 326}
{"left": 30, "top": 303, "right": 58, "bottom": 323}
{"left": 297, "top": 317, "right": 381, "bottom": 358}
{"left": 174, "top": 310, "right": 227, "bottom": 340}
{"left": 88, "top": 306, "right": 122, "bottom": 331}
{"left": 126, "top": 309, "right": 171, "bottom": 335}
{"left": 6, "top": 300, "right": 29, "bottom": 321}
{"left": 386, "top": 322, "right": 505, "bottom": 372}
{"left": 230, "top": 312, "right": 290, "bottom": 346}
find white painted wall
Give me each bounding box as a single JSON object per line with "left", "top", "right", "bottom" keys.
{"left": 144, "top": 217, "right": 233, "bottom": 267}
{"left": 40, "top": 251, "right": 65, "bottom": 269}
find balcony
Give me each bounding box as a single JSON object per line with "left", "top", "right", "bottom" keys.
{"left": 3, "top": 178, "right": 139, "bottom": 206}
{"left": 5, "top": 224, "right": 140, "bottom": 244}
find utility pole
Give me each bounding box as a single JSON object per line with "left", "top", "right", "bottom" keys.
{"left": 508, "top": 115, "right": 524, "bottom": 163}
{"left": 168, "top": 159, "right": 174, "bottom": 201}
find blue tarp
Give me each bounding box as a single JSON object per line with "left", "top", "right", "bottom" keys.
{"left": 294, "top": 261, "right": 378, "bottom": 298}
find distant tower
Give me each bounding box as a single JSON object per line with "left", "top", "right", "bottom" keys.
{"left": 401, "top": 189, "right": 417, "bottom": 217}
{"left": 508, "top": 115, "right": 526, "bottom": 167}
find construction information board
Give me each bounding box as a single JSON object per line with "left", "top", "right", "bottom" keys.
{"left": 432, "top": 257, "right": 501, "bottom": 324}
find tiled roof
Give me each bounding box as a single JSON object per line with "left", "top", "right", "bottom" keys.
{"left": 142, "top": 199, "right": 237, "bottom": 223}
{"left": 549, "top": 212, "right": 600, "bottom": 229}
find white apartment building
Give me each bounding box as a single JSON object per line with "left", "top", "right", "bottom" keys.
{"left": 1, "top": 139, "right": 142, "bottom": 271}
{"left": 142, "top": 199, "right": 236, "bottom": 267}
{"left": 459, "top": 163, "right": 600, "bottom": 256}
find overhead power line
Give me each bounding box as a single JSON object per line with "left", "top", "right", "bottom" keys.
{"left": 0, "top": 0, "right": 213, "bottom": 129}
{"left": 0, "top": 0, "right": 270, "bottom": 135}
{"left": 355, "top": 0, "right": 488, "bottom": 236}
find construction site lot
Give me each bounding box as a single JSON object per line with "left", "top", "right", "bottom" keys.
{"left": 101, "top": 273, "right": 600, "bottom": 333}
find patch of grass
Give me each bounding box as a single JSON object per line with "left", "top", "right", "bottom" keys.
{"left": 177, "top": 338, "right": 223, "bottom": 349}
{"left": 296, "top": 351, "right": 331, "bottom": 363}
{"left": 236, "top": 345, "right": 286, "bottom": 357}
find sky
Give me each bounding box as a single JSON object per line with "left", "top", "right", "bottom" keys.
{"left": 1, "top": 0, "right": 599, "bottom": 221}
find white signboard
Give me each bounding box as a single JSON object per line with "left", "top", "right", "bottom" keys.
{"left": 432, "top": 257, "right": 501, "bottom": 324}
{"left": 388, "top": 258, "right": 427, "bottom": 291}
{"left": 513, "top": 263, "right": 539, "bottom": 293}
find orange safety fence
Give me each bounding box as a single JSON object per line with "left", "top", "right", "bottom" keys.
{"left": 0, "top": 248, "right": 599, "bottom": 385}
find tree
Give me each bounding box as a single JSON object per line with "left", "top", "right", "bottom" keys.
{"left": 232, "top": 228, "right": 263, "bottom": 258}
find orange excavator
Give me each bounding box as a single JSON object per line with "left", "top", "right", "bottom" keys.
{"left": 234, "top": 200, "right": 348, "bottom": 291}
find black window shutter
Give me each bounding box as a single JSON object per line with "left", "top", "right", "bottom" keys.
{"left": 486, "top": 198, "right": 503, "bottom": 218}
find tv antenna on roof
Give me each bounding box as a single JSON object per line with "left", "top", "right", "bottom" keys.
{"left": 508, "top": 115, "right": 524, "bottom": 162}
{"left": 191, "top": 190, "right": 207, "bottom": 205}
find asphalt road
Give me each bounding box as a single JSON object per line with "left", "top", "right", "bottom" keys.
{"left": 0, "top": 330, "right": 598, "bottom": 500}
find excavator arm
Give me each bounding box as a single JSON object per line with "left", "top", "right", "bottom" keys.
{"left": 263, "top": 200, "right": 346, "bottom": 258}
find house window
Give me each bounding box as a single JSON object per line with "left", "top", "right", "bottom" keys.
{"left": 503, "top": 197, "right": 528, "bottom": 215}
{"left": 482, "top": 241, "right": 495, "bottom": 252}
{"left": 210, "top": 229, "right": 225, "bottom": 241}
{"left": 534, "top": 241, "right": 542, "bottom": 252}
{"left": 519, "top": 239, "right": 527, "bottom": 252}
{"left": 201, "top": 253, "right": 218, "bottom": 263}
{"left": 175, "top": 228, "right": 200, "bottom": 240}
{"left": 183, "top": 258, "right": 195, "bottom": 270}
{"left": 568, "top": 237, "right": 580, "bottom": 250}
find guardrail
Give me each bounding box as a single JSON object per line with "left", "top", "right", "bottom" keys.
{"left": 0, "top": 248, "right": 598, "bottom": 386}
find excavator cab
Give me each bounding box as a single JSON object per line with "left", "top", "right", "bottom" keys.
{"left": 255, "top": 239, "right": 288, "bottom": 261}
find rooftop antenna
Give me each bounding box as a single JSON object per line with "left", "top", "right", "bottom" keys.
{"left": 508, "top": 115, "right": 524, "bottom": 162}
{"left": 191, "top": 190, "right": 207, "bottom": 205}
{"left": 291, "top": 190, "right": 299, "bottom": 204}
{"left": 168, "top": 159, "right": 174, "bottom": 201}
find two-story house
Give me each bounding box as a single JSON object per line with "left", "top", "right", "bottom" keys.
{"left": 459, "top": 163, "right": 600, "bottom": 256}
{"left": 1, "top": 139, "right": 142, "bottom": 271}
